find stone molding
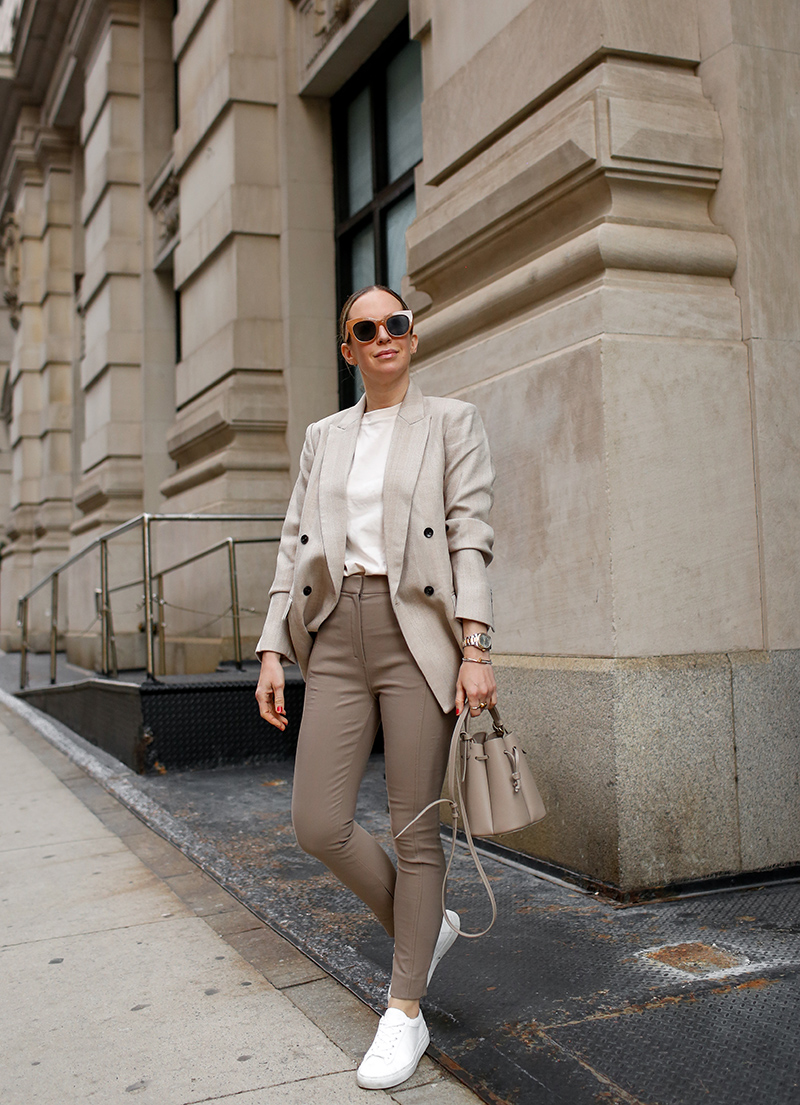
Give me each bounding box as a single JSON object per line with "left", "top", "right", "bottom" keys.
{"left": 161, "top": 371, "right": 288, "bottom": 500}
{"left": 420, "top": 0, "right": 701, "bottom": 186}
{"left": 409, "top": 59, "right": 733, "bottom": 336}
{"left": 414, "top": 223, "right": 738, "bottom": 359}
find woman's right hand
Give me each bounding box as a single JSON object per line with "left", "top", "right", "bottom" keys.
{"left": 255, "top": 651, "right": 288, "bottom": 730}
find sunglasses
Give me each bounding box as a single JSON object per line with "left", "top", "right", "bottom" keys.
{"left": 345, "top": 310, "right": 414, "bottom": 344}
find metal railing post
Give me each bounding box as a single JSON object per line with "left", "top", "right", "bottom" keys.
{"left": 227, "top": 538, "right": 243, "bottom": 670}
{"left": 18, "top": 597, "right": 28, "bottom": 690}
{"left": 141, "top": 515, "right": 155, "bottom": 680}
{"left": 156, "top": 573, "right": 166, "bottom": 676}
{"left": 107, "top": 600, "right": 118, "bottom": 680}
{"left": 49, "top": 573, "right": 59, "bottom": 684}
{"left": 99, "top": 539, "right": 109, "bottom": 675}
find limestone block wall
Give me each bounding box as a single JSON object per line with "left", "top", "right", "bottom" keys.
{"left": 404, "top": 0, "right": 798, "bottom": 890}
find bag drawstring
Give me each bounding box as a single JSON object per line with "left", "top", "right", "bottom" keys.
{"left": 504, "top": 746, "right": 521, "bottom": 793}
{"left": 395, "top": 707, "right": 509, "bottom": 938}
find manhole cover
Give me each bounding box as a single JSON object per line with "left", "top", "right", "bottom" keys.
{"left": 643, "top": 942, "right": 749, "bottom": 975}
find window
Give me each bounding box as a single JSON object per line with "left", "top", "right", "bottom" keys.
{"left": 332, "top": 20, "right": 423, "bottom": 406}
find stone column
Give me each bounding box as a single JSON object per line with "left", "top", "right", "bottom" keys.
{"left": 74, "top": 4, "right": 145, "bottom": 534}
{"left": 0, "top": 110, "right": 76, "bottom": 653}
{"left": 155, "top": 0, "right": 295, "bottom": 671}
{"left": 405, "top": 0, "right": 793, "bottom": 893}
{"left": 164, "top": 0, "right": 290, "bottom": 516}
{"left": 68, "top": 0, "right": 177, "bottom": 671}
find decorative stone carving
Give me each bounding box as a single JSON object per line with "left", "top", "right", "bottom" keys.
{"left": 149, "top": 167, "right": 180, "bottom": 270}
{"left": 1, "top": 215, "right": 20, "bottom": 331}
{"left": 313, "top": 0, "right": 351, "bottom": 37}
{"left": 297, "top": 0, "right": 362, "bottom": 72}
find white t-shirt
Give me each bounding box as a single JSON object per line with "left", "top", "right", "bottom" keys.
{"left": 343, "top": 403, "right": 401, "bottom": 576}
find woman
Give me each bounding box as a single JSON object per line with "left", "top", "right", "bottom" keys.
{"left": 255, "top": 285, "right": 496, "bottom": 1090}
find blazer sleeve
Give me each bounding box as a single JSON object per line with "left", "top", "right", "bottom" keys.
{"left": 443, "top": 403, "right": 495, "bottom": 628}
{"left": 255, "top": 423, "right": 317, "bottom": 661}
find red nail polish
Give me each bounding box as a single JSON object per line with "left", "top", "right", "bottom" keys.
{"left": 455, "top": 707, "right": 460, "bottom": 716}
{"left": 276, "top": 706, "right": 283, "bottom": 715}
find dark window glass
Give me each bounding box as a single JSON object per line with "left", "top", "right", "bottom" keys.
{"left": 332, "top": 20, "right": 423, "bottom": 407}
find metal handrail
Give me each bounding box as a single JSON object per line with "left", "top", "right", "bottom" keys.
{"left": 151, "top": 536, "right": 279, "bottom": 675}
{"left": 16, "top": 513, "right": 285, "bottom": 689}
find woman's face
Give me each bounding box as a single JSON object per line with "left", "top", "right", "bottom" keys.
{"left": 340, "top": 288, "right": 418, "bottom": 395}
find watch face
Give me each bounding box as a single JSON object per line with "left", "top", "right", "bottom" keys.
{"left": 478, "top": 633, "right": 492, "bottom": 650}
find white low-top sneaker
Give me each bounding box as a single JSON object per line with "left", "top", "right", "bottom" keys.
{"left": 356, "top": 1007, "right": 430, "bottom": 1090}
{"left": 426, "top": 909, "right": 460, "bottom": 986}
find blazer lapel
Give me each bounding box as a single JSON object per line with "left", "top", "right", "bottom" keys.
{"left": 317, "top": 395, "right": 365, "bottom": 590}
{"left": 383, "top": 381, "right": 430, "bottom": 586}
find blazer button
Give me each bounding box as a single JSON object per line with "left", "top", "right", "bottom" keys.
{"left": 302, "top": 585, "right": 312, "bottom": 596}
{"left": 423, "top": 527, "right": 434, "bottom": 538}
{"left": 300, "top": 534, "right": 309, "bottom": 544}
{"left": 424, "top": 585, "right": 434, "bottom": 596}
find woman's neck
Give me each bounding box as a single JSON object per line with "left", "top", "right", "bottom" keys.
{"left": 363, "top": 379, "right": 409, "bottom": 412}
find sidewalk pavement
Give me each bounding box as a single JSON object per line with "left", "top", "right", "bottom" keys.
{"left": 0, "top": 703, "right": 480, "bottom": 1105}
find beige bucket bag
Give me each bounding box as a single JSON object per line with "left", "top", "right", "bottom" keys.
{"left": 398, "top": 706, "right": 546, "bottom": 937}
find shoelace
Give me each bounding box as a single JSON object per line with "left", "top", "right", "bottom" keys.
{"left": 365, "top": 1017, "right": 405, "bottom": 1060}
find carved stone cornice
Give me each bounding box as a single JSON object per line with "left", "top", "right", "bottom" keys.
{"left": 407, "top": 59, "right": 734, "bottom": 337}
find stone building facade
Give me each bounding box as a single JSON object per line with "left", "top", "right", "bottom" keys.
{"left": 0, "top": 0, "right": 798, "bottom": 893}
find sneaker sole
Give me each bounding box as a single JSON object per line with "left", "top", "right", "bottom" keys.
{"left": 356, "top": 1024, "right": 430, "bottom": 1090}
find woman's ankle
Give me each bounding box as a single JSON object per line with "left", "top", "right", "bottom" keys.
{"left": 387, "top": 995, "right": 420, "bottom": 1019}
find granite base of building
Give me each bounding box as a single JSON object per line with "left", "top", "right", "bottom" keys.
{"left": 493, "top": 650, "right": 800, "bottom": 895}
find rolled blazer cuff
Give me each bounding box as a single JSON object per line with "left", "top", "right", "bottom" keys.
{"left": 451, "top": 548, "right": 494, "bottom": 629}
{"left": 255, "top": 593, "right": 297, "bottom": 664}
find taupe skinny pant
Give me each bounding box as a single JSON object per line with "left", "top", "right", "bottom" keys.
{"left": 291, "top": 575, "right": 454, "bottom": 1000}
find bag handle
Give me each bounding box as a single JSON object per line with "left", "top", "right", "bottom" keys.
{"left": 395, "top": 707, "right": 506, "bottom": 938}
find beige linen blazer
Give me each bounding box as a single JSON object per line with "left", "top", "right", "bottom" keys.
{"left": 256, "top": 380, "right": 494, "bottom": 711}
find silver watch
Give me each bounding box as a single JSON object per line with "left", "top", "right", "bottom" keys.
{"left": 461, "top": 632, "right": 492, "bottom": 652}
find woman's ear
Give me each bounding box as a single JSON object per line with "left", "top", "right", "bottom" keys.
{"left": 341, "top": 341, "right": 356, "bottom": 365}
{"left": 410, "top": 332, "right": 419, "bottom": 354}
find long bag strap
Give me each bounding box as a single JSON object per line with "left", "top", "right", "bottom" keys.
{"left": 395, "top": 708, "right": 499, "bottom": 938}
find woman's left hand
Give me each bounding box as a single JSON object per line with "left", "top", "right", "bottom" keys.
{"left": 455, "top": 659, "right": 497, "bottom": 718}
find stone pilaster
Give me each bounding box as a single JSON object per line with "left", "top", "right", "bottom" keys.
{"left": 401, "top": 0, "right": 797, "bottom": 891}
{"left": 0, "top": 110, "right": 76, "bottom": 652}
{"left": 153, "top": 0, "right": 294, "bottom": 671}
{"left": 65, "top": 0, "right": 178, "bottom": 672}
{"left": 73, "top": 3, "right": 145, "bottom": 535}
{"left": 163, "top": 0, "right": 291, "bottom": 518}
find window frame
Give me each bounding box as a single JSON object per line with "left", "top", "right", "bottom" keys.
{"left": 331, "top": 18, "right": 421, "bottom": 408}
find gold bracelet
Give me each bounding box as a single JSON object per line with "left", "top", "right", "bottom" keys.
{"left": 461, "top": 656, "right": 493, "bottom": 665}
